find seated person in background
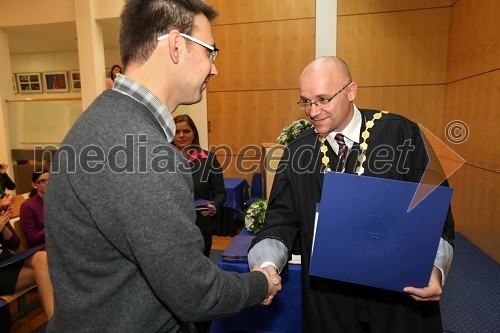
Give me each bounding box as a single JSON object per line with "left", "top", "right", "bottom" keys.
{"left": 173, "top": 114, "right": 227, "bottom": 258}
{"left": 0, "top": 163, "right": 15, "bottom": 199}
{"left": 20, "top": 170, "right": 49, "bottom": 248}
{"left": 0, "top": 207, "right": 54, "bottom": 319}
{"left": 105, "top": 64, "right": 123, "bottom": 89}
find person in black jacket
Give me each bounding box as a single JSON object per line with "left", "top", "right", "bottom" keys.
{"left": 0, "top": 163, "right": 15, "bottom": 199}
{"left": 173, "top": 114, "right": 227, "bottom": 258}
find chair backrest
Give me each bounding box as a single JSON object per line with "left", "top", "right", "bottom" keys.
{"left": 9, "top": 217, "right": 28, "bottom": 252}
{"left": 250, "top": 173, "right": 262, "bottom": 199}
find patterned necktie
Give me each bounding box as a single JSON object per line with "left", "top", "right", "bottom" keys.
{"left": 335, "top": 133, "right": 348, "bottom": 173}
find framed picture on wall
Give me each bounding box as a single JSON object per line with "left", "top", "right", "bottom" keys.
{"left": 15, "top": 72, "right": 43, "bottom": 93}
{"left": 69, "top": 70, "right": 81, "bottom": 91}
{"left": 12, "top": 74, "right": 18, "bottom": 94}
{"left": 42, "top": 71, "right": 69, "bottom": 92}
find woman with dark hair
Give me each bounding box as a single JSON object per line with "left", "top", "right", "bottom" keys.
{"left": 173, "top": 114, "right": 227, "bottom": 333}
{"left": 172, "top": 114, "right": 226, "bottom": 258}
{"left": 105, "top": 64, "right": 122, "bottom": 89}
{"left": 20, "top": 170, "right": 49, "bottom": 248}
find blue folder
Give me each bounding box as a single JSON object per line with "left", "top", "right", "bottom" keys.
{"left": 310, "top": 172, "right": 453, "bottom": 293}
{"left": 0, "top": 244, "right": 45, "bottom": 269}
{"left": 194, "top": 199, "right": 214, "bottom": 211}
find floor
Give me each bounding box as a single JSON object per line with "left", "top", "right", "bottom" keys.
{"left": 8, "top": 235, "right": 235, "bottom": 333}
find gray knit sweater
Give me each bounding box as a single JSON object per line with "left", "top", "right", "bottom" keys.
{"left": 45, "top": 89, "right": 268, "bottom": 332}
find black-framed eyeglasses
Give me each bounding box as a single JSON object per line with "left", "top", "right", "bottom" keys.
{"left": 36, "top": 179, "right": 48, "bottom": 185}
{"left": 297, "top": 82, "right": 351, "bottom": 111}
{"left": 157, "top": 33, "right": 219, "bottom": 63}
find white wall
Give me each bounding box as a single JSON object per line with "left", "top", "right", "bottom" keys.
{"left": 0, "top": 0, "right": 209, "bottom": 165}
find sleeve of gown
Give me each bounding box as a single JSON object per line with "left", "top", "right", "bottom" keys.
{"left": 248, "top": 148, "right": 301, "bottom": 272}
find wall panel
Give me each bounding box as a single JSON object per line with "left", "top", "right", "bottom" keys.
{"left": 207, "top": 90, "right": 303, "bottom": 152}
{"left": 210, "top": 19, "right": 315, "bottom": 92}
{"left": 448, "top": 164, "right": 499, "bottom": 262}
{"left": 339, "top": 0, "right": 450, "bottom": 15}
{"left": 338, "top": 8, "right": 449, "bottom": 86}
{"left": 207, "top": 0, "right": 315, "bottom": 25}
{"left": 446, "top": 0, "right": 500, "bottom": 82}
{"left": 355, "top": 85, "right": 445, "bottom": 135}
{"left": 443, "top": 70, "right": 499, "bottom": 172}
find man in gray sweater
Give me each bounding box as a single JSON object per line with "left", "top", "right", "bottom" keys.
{"left": 44, "top": 0, "right": 281, "bottom": 331}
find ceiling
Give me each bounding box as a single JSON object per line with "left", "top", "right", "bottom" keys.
{"left": 5, "top": 19, "right": 120, "bottom": 54}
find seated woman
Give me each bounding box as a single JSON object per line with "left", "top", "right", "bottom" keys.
{"left": 20, "top": 170, "right": 49, "bottom": 248}
{"left": 172, "top": 115, "right": 227, "bottom": 257}
{"left": 0, "top": 207, "right": 53, "bottom": 319}
{"left": 105, "top": 64, "right": 122, "bottom": 89}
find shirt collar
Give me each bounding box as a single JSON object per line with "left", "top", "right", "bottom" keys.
{"left": 326, "top": 104, "right": 362, "bottom": 151}
{"left": 113, "top": 74, "right": 176, "bottom": 142}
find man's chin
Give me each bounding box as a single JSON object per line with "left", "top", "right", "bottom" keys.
{"left": 183, "top": 94, "right": 203, "bottom": 106}
{"left": 314, "top": 124, "right": 332, "bottom": 136}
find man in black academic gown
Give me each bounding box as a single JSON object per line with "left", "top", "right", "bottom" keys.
{"left": 248, "top": 56, "right": 454, "bottom": 332}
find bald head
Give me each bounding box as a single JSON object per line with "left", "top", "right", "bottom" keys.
{"left": 300, "top": 56, "right": 352, "bottom": 84}
{"left": 298, "top": 56, "right": 356, "bottom": 134}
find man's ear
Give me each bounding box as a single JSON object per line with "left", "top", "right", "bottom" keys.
{"left": 167, "top": 30, "right": 181, "bottom": 64}
{"left": 348, "top": 82, "right": 357, "bottom": 102}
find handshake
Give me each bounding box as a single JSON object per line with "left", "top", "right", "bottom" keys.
{"left": 252, "top": 265, "right": 282, "bottom": 306}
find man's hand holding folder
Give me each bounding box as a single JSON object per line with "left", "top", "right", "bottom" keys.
{"left": 404, "top": 266, "right": 443, "bottom": 301}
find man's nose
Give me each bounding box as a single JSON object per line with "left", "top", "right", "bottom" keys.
{"left": 308, "top": 103, "right": 322, "bottom": 118}
{"left": 210, "top": 63, "right": 219, "bottom": 77}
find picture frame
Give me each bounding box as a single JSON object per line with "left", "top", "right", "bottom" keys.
{"left": 69, "top": 70, "right": 81, "bottom": 91}
{"left": 15, "top": 72, "right": 43, "bottom": 93}
{"left": 42, "top": 71, "right": 69, "bottom": 92}
{"left": 12, "top": 74, "right": 18, "bottom": 94}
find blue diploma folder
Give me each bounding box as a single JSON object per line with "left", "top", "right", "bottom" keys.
{"left": 0, "top": 244, "right": 45, "bottom": 269}
{"left": 310, "top": 172, "right": 453, "bottom": 293}
{"left": 194, "top": 199, "right": 214, "bottom": 211}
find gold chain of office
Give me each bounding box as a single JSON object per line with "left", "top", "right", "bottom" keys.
{"left": 318, "top": 110, "right": 389, "bottom": 175}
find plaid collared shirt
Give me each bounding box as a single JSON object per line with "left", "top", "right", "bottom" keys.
{"left": 113, "top": 74, "right": 175, "bottom": 142}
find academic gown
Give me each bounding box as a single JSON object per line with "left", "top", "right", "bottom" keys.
{"left": 253, "top": 109, "right": 455, "bottom": 333}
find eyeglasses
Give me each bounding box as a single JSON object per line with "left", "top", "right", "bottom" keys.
{"left": 36, "top": 179, "right": 48, "bottom": 185}
{"left": 297, "top": 82, "right": 351, "bottom": 111}
{"left": 157, "top": 33, "right": 219, "bottom": 63}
